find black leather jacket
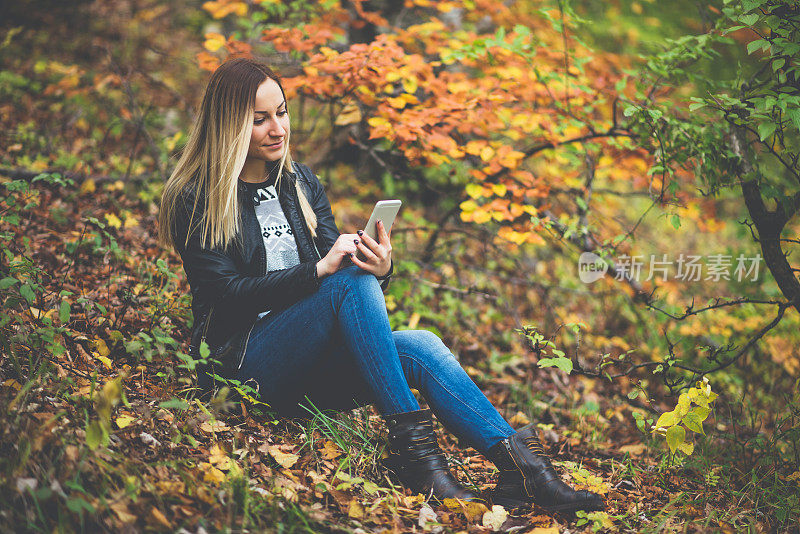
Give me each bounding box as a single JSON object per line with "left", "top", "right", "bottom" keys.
{"left": 172, "top": 162, "right": 392, "bottom": 379}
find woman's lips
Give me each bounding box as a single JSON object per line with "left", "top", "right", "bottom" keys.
{"left": 264, "top": 139, "right": 283, "bottom": 149}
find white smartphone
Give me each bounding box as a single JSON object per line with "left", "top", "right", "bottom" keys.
{"left": 363, "top": 200, "right": 401, "bottom": 242}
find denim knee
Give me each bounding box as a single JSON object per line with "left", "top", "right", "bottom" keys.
{"left": 396, "top": 330, "right": 459, "bottom": 367}
{"left": 328, "top": 264, "right": 381, "bottom": 293}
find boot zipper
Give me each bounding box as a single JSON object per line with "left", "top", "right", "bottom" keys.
{"left": 237, "top": 321, "right": 254, "bottom": 370}
{"left": 503, "top": 437, "right": 534, "bottom": 498}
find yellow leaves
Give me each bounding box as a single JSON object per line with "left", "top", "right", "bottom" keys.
{"left": 665, "top": 425, "right": 685, "bottom": 454}
{"left": 367, "top": 116, "right": 392, "bottom": 140}
{"left": 80, "top": 179, "right": 96, "bottom": 195}
{"left": 347, "top": 499, "right": 365, "bottom": 519}
{"left": 319, "top": 440, "right": 342, "bottom": 460}
{"left": 386, "top": 93, "right": 419, "bottom": 109}
{"left": 402, "top": 76, "right": 419, "bottom": 94}
{"left": 447, "top": 80, "right": 472, "bottom": 93}
{"left": 651, "top": 377, "right": 716, "bottom": 457}
{"left": 443, "top": 498, "right": 489, "bottom": 522}
{"left": 202, "top": 0, "right": 247, "bottom": 19}
{"left": 479, "top": 145, "right": 495, "bottom": 162}
{"left": 200, "top": 462, "right": 226, "bottom": 485}
{"left": 498, "top": 226, "right": 542, "bottom": 246}
{"left": 570, "top": 468, "right": 609, "bottom": 495}
{"left": 104, "top": 212, "right": 122, "bottom": 229}
{"left": 269, "top": 445, "right": 300, "bottom": 468}
{"left": 115, "top": 414, "right": 136, "bottom": 429}
{"left": 465, "top": 140, "right": 487, "bottom": 156}
{"left": 335, "top": 103, "right": 362, "bottom": 125}
{"left": 497, "top": 147, "right": 525, "bottom": 169}
{"left": 208, "top": 443, "right": 234, "bottom": 471}
{"left": 199, "top": 443, "right": 237, "bottom": 485}
{"left": 122, "top": 211, "right": 139, "bottom": 228}
{"left": 576, "top": 511, "right": 614, "bottom": 530}
{"left": 203, "top": 32, "right": 227, "bottom": 52}
{"left": 654, "top": 410, "right": 678, "bottom": 430}
{"left": 466, "top": 183, "right": 484, "bottom": 199}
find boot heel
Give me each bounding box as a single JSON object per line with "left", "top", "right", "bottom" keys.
{"left": 384, "top": 408, "right": 482, "bottom": 503}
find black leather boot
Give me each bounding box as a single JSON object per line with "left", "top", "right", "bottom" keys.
{"left": 382, "top": 408, "right": 481, "bottom": 503}
{"left": 487, "top": 423, "right": 605, "bottom": 513}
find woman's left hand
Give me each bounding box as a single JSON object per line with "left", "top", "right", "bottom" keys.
{"left": 350, "top": 219, "right": 392, "bottom": 277}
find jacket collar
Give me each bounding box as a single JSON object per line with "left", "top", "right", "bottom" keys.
{"left": 236, "top": 165, "right": 295, "bottom": 199}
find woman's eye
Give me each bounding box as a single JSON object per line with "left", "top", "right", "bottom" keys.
{"left": 277, "top": 110, "right": 287, "bottom": 116}
{"left": 254, "top": 118, "right": 265, "bottom": 124}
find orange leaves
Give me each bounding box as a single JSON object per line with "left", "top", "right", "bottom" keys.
{"left": 261, "top": 22, "right": 345, "bottom": 54}
{"left": 202, "top": 0, "right": 247, "bottom": 19}
{"left": 208, "top": 0, "right": 640, "bottom": 250}
{"left": 197, "top": 33, "right": 253, "bottom": 71}
{"left": 203, "top": 33, "right": 227, "bottom": 52}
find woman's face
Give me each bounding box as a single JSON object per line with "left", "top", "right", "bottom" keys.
{"left": 247, "top": 77, "right": 290, "bottom": 162}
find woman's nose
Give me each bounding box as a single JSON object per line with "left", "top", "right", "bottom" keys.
{"left": 269, "top": 119, "right": 285, "bottom": 136}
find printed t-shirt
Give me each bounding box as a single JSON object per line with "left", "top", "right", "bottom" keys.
{"left": 240, "top": 177, "right": 300, "bottom": 319}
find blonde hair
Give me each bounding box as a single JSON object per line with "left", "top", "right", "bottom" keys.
{"left": 158, "top": 57, "right": 318, "bottom": 253}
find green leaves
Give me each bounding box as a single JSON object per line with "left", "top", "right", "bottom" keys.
{"left": 19, "top": 284, "right": 36, "bottom": 304}
{"left": 0, "top": 277, "right": 18, "bottom": 289}
{"left": 59, "top": 299, "right": 71, "bottom": 323}
{"left": 651, "top": 378, "right": 717, "bottom": 458}
{"left": 537, "top": 356, "right": 573, "bottom": 375}
{"left": 757, "top": 122, "right": 777, "bottom": 141}
{"left": 159, "top": 398, "right": 190, "bottom": 411}
{"left": 738, "top": 13, "right": 760, "bottom": 26}
{"left": 85, "top": 420, "right": 105, "bottom": 450}
{"left": 666, "top": 425, "right": 685, "bottom": 454}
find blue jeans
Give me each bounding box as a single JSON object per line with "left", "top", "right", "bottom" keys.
{"left": 227, "top": 264, "right": 515, "bottom": 454}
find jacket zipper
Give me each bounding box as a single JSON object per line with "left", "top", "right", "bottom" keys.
{"left": 236, "top": 185, "right": 267, "bottom": 371}
{"left": 200, "top": 306, "right": 215, "bottom": 347}
{"left": 236, "top": 172, "right": 318, "bottom": 371}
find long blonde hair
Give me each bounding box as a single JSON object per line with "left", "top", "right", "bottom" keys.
{"left": 158, "top": 57, "right": 318, "bottom": 253}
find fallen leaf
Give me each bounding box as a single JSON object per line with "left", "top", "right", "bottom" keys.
{"left": 139, "top": 432, "right": 161, "bottom": 447}
{"left": 462, "top": 501, "right": 490, "bottom": 522}
{"left": 320, "top": 439, "right": 342, "bottom": 460}
{"left": 482, "top": 505, "right": 508, "bottom": 531}
{"left": 268, "top": 445, "right": 299, "bottom": 468}
{"left": 111, "top": 502, "right": 136, "bottom": 524}
{"left": 16, "top": 478, "right": 37, "bottom": 493}
{"left": 115, "top": 414, "right": 136, "bottom": 429}
{"left": 199, "top": 462, "right": 226, "bottom": 485}
{"left": 619, "top": 443, "right": 647, "bottom": 456}
{"left": 208, "top": 443, "right": 233, "bottom": 471}
{"left": 443, "top": 498, "right": 488, "bottom": 522}
{"left": 418, "top": 504, "right": 438, "bottom": 530}
{"left": 149, "top": 506, "right": 172, "bottom": 529}
{"left": 509, "top": 411, "right": 531, "bottom": 427}
{"left": 200, "top": 420, "right": 229, "bottom": 433}
{"left": 348, "top": 499, "right": 365, "bottom": 519}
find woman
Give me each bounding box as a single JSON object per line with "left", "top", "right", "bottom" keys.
{"left": 158, "top": 57, "right": 604, "bottom": 513}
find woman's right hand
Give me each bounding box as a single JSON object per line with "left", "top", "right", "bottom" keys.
{"left": 316, "top": 233, "right": 360, "bottom": 278}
